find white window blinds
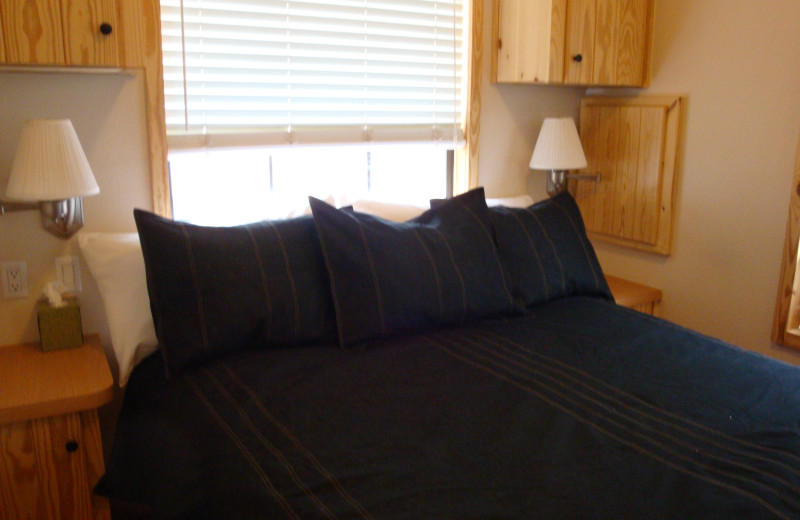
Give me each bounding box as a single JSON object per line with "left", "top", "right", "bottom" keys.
{"left": 161, "top": 0, "right": 465, "bottom": 149}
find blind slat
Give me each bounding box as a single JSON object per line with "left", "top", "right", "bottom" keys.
{"left": 161, "top": 0, "right": 465, "bottom": 147}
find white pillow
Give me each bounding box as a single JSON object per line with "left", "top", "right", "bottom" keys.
{"left": 351, "top": 199, "right": 428, "bottom": 222}
{"left": 486, "top": 195, "right": 535, "bottom": 208}
{"left": 78, "top": 232, "right": 158, "bottom": 387}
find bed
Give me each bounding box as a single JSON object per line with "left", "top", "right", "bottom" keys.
{"left": 84, "top": 189, "right": 800, "bottom": 519}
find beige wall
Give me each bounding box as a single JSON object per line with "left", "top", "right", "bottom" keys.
{"left": 0, "top": 71, "right": 153, "bottom": 373}
{"left": 477, "top": 0, "right": 800, "bottom": 365}
{"left": 593, "top": 0, "right": 800, "bottom": 364}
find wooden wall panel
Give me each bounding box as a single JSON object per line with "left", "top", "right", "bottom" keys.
{"left": 572, "top": 96, "right": 683, "bottom": 255}
{"left": 1, "top": 0, "right": 65, "bottom": 65}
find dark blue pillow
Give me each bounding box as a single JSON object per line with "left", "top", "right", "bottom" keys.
{"left": 134, "top": 210, "right": 338, "bottom": 375}
{"left": 310, "top": 188, "right": 519, "bottom": 346}
{"left": 489, "top": 191, "right": 612, "bottom": 308}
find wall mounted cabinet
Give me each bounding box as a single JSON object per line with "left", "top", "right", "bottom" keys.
{"left": 0, "top": 0, "right": 120, "bottom": 67}
{"left": 492, "top": 0, "right": 654, "bottom": 87}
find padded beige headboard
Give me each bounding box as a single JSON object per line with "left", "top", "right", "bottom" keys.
{"left": 571, "top": 95, "right": 683, "bottom": 255}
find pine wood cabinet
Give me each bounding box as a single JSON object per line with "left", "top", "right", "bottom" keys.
{"left": 492, "top": 0, "right": 654, "bottom": 87}
{"left": 0, "top": 335, "right": 113, "bottom": 520}
{"left": 0, "top": 0, "right": 120, "bottom": 67}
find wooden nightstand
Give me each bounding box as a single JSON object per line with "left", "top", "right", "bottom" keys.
{"left": 0, "top": 334, "right": 113, "bottom": 520}
{"left": 605, "top": 275, "right": 662, "bottom": 316}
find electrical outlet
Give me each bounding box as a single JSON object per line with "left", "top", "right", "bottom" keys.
{"left": 2, "top": 261, "right": 29, "bottom": 298}
{"left": 56, "top": 256, "right": 82, "bottom": 292}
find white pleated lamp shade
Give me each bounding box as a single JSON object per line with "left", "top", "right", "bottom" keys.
{"left": 6, "top": 119, "right": 99, "bottom": 201}
{"left": 529, "top": 117, "right": 587, "bottom": 171}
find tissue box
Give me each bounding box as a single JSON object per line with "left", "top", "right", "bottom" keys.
{"left": 37, "top": 298, "right": 83, "bottom": 351}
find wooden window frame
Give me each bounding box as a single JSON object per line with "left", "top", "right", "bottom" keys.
{"left": 772, "top": 129, "right": 800, "bottom": 349}
{"left": 150, "top": 0, "right": 484, "bottom": 215}
{"left": 453, "top": 0, "right": 483, "bottom": 195}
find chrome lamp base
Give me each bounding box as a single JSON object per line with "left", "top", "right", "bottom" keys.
{"left": 546, "top": 170, "right": 602, "bottom": 197}
{"left": 0, "top": 197, "right": 85, "bottom": 238}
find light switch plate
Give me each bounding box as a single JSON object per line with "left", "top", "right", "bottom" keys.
{"left": 56, "top": 256, "right": 82, "bottom": 292}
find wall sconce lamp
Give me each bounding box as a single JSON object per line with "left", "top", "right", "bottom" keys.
{"left": 529, "top": 117, "right": 600, "bottom": 197}
{"left": 0, "top": 119, "right": 99, "bottom": 239}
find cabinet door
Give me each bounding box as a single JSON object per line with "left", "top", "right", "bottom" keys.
{"left": 613, "top": 0, "right": 649, "bottom": 86}
{"left": 592, "top": 0, "right": 619, "bottom": 84}
{"left": 564, "top": 0, "right": 595, "bottom": 84}
{"left": 61, "top": 0, "right": 120, "bottom": 67}
{"left": 0, "top": 411, "right": 109, "bottom": 520}
{"left": 0, "top": 0, "right": 66, "bottom": 65}
{"left": 494, "top": 0, "right": 566, "bottom": 83}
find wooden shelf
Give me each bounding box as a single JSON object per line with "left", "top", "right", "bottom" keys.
{"left": 0, "top": 334, "right": 113, "bottom": 426}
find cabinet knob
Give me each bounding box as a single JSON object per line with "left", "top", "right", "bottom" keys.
{"left": 572, "top": 54, "right": 583, "bottom": 63}
{"left": 65, "top": 440, "right": 79, "bottom": 453}
{"left": 99, "top": 23, "right": 113, "bottom": 36}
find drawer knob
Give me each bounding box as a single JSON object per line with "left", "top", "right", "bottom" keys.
{"left": 99, "top": 23, "right": 113, "bottom": 36}
{"left": 572, "top": 54, "right": 583, "bottom": 63}
{"left": 65, "top": 440, "right": 79, "bottom": 453}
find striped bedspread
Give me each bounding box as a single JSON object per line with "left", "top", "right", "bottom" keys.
{"left": 99, "top": 296, "right": 800, "bottom": 519}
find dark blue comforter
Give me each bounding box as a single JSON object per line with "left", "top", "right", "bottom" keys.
{"left": 98, "top": 296, "right": 800, "bottom": 519}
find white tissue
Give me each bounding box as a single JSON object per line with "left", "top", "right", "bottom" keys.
{"left": 44, "top": 281, "right": 67, "bottom": 308}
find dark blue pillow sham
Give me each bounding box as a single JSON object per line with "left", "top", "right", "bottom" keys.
{"left": 134, "top": 210, "right": 338, "bottom": 375}
{"left": 488, "top": 191, "right": 612, "bottom": 308}
{"left": 310, "top": 188, "right": 519, "bottom": 346}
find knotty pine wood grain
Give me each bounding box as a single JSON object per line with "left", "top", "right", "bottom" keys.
{"left": 573, "top": 96, "right": 682, "bottom": 255}
{"left": 592, "top": 0, "right": 619, "bottom": 85}
{"left": 493, "top": 0, "right": 564, "bottom": 83}
{"left": 564, "top": 0, "right": 594, "bottom": 84}
{"left": 1, "top": 0, "right": 65, "bottom": 65}
{"left": 0, "top": 411, "right": 110, "bottom": 520}
{"left": 549, "top": 0, "right": 567, "bottom": 83}
{"left": 61, "top": 0, "right": 119, "bottom": 66}
{"left": 615, "top": 0, "right": 649, "bottom": 86}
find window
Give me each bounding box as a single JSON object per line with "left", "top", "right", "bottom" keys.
{"left": 169, "top": 144, "right": 450, "bottom": 225}
{"left": 159, "top": 0, "right": 467, "bottom": 225}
